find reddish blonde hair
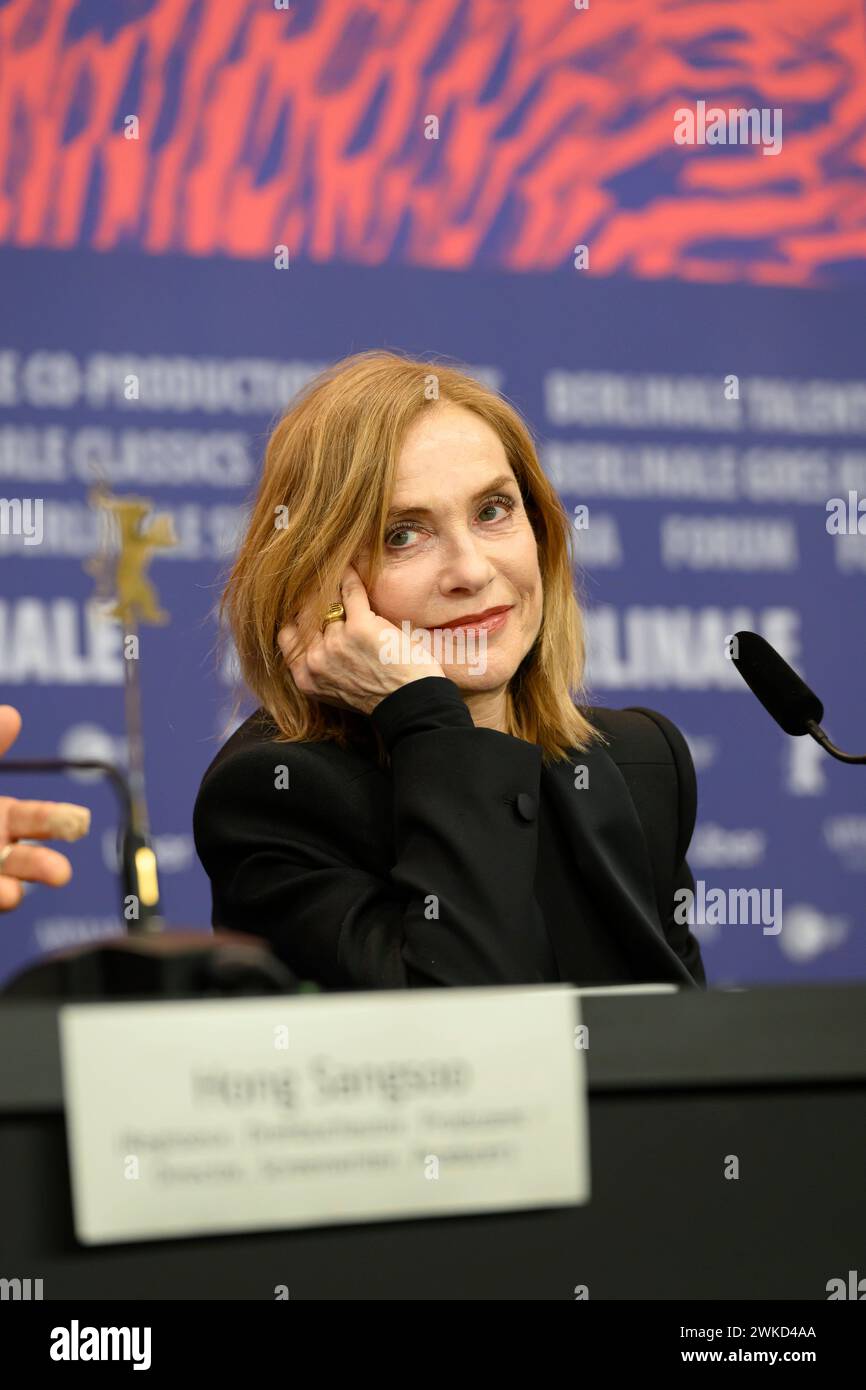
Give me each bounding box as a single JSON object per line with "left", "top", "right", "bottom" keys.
{"left": 218, "top": 349, "right": 606, "bottom": 766}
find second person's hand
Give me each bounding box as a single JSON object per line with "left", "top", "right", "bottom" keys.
{"left": 0, "top": 704, "right": 91, "bottom": 913}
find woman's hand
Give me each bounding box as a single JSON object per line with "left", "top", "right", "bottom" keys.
{"left": 0, "top": 705, "right": 91, "bottom": 913}
{"left": 277, "top": 564, "right": 445, "bottom": 716}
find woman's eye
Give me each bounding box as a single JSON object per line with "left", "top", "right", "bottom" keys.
{"left": 385, "top": 527, "right": 418, "bottom": 549}
{"left": 477, "top": 496, "right": 514, "bottom": 523}
{"left": 384, "top": 494, "right": 515, "bottom": 550}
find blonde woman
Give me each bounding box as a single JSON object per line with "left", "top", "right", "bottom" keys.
{"left": 193, "top": 351, "right": 706, "bottom": 992}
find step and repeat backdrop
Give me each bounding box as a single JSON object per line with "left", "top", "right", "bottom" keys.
{"left": 1, "top": 0, "right": 865, "bottom": 987}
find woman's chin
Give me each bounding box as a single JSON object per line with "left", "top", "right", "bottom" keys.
{"left": 437, "top": 660, "right": 513, "bottom": 689}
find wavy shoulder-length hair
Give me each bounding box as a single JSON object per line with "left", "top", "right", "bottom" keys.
{"left": 218, "top": 349, "right": 607, "bottom": 767}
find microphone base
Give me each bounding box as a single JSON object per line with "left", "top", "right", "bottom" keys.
{"left": 0, "top": 930, "right": 315, "bottom": 1001}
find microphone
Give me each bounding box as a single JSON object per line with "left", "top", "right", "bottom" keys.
{"left": 0, "top": 753, "right": 308, "bottom": 1000}
{"left": 0, "top": 756, "right": 164, "bottom": 930}
{"left": 731, "top": 631, "right": 866, "bottom": 765}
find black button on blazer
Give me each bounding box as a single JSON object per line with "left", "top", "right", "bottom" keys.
{"left": 192, "top": 676, "right": 707, "bottom": 992}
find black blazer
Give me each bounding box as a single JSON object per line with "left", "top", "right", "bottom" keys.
{"left": 193, "top": 676, "right": 706, "bottom": 991}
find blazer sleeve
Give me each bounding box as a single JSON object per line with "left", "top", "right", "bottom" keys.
{"left": 624, "top": 706, "right": 707, "bottom": 988}
{"left": 193, "top": 677, "right": 550, "bottom": 991}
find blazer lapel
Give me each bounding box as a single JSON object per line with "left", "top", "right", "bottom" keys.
{"left": 542, "top": 747, "right": 697, "bottom": 986}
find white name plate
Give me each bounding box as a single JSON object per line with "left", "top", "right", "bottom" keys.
{"left": 59, "top": 985, "right": 590, "bottom": 1245}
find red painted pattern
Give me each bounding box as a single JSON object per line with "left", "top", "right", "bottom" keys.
{"left": 0, "top": 0, "right": 865, "bottom": 284}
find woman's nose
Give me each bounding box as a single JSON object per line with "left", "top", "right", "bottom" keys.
{"left": 436, "top": 534, "right": 497, "bottom": 583}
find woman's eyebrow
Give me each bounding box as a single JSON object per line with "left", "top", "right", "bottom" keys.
{"left": 385, "top": 473, "right": 516, "bottom": 520}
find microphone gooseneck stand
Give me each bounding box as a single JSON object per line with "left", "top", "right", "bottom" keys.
{"left": 0, "top": 758, "right": 308, "bottom": 1000}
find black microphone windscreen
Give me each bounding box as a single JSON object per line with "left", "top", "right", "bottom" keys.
{"left": 731, "top": 631, "right": 824, "bottom": 736}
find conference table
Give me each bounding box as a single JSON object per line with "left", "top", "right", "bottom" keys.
{"left": 1, "top": 981, "right": 864, "bottom": 1300}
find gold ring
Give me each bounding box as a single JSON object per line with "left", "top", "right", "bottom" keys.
{"left": 0, "top": 843, "right": 15, "bottom": 873}
{"left": 321, "top": 602, "right": 345, "bottom": 631}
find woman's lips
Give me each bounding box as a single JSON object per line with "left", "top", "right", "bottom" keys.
{"left": 430, "top": 607, "right": 513, "bottom": 635}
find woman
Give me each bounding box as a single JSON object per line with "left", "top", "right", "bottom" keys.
{"left": 193, "top": 350, "right": 706, "bottom": 992}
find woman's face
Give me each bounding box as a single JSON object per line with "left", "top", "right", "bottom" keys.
{"left": 358, "top": 403, "right": 544, "bottom": 694}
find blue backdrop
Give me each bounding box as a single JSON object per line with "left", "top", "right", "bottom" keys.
{"left": 1, "top": 245, "right": 864, "bottom": 987}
